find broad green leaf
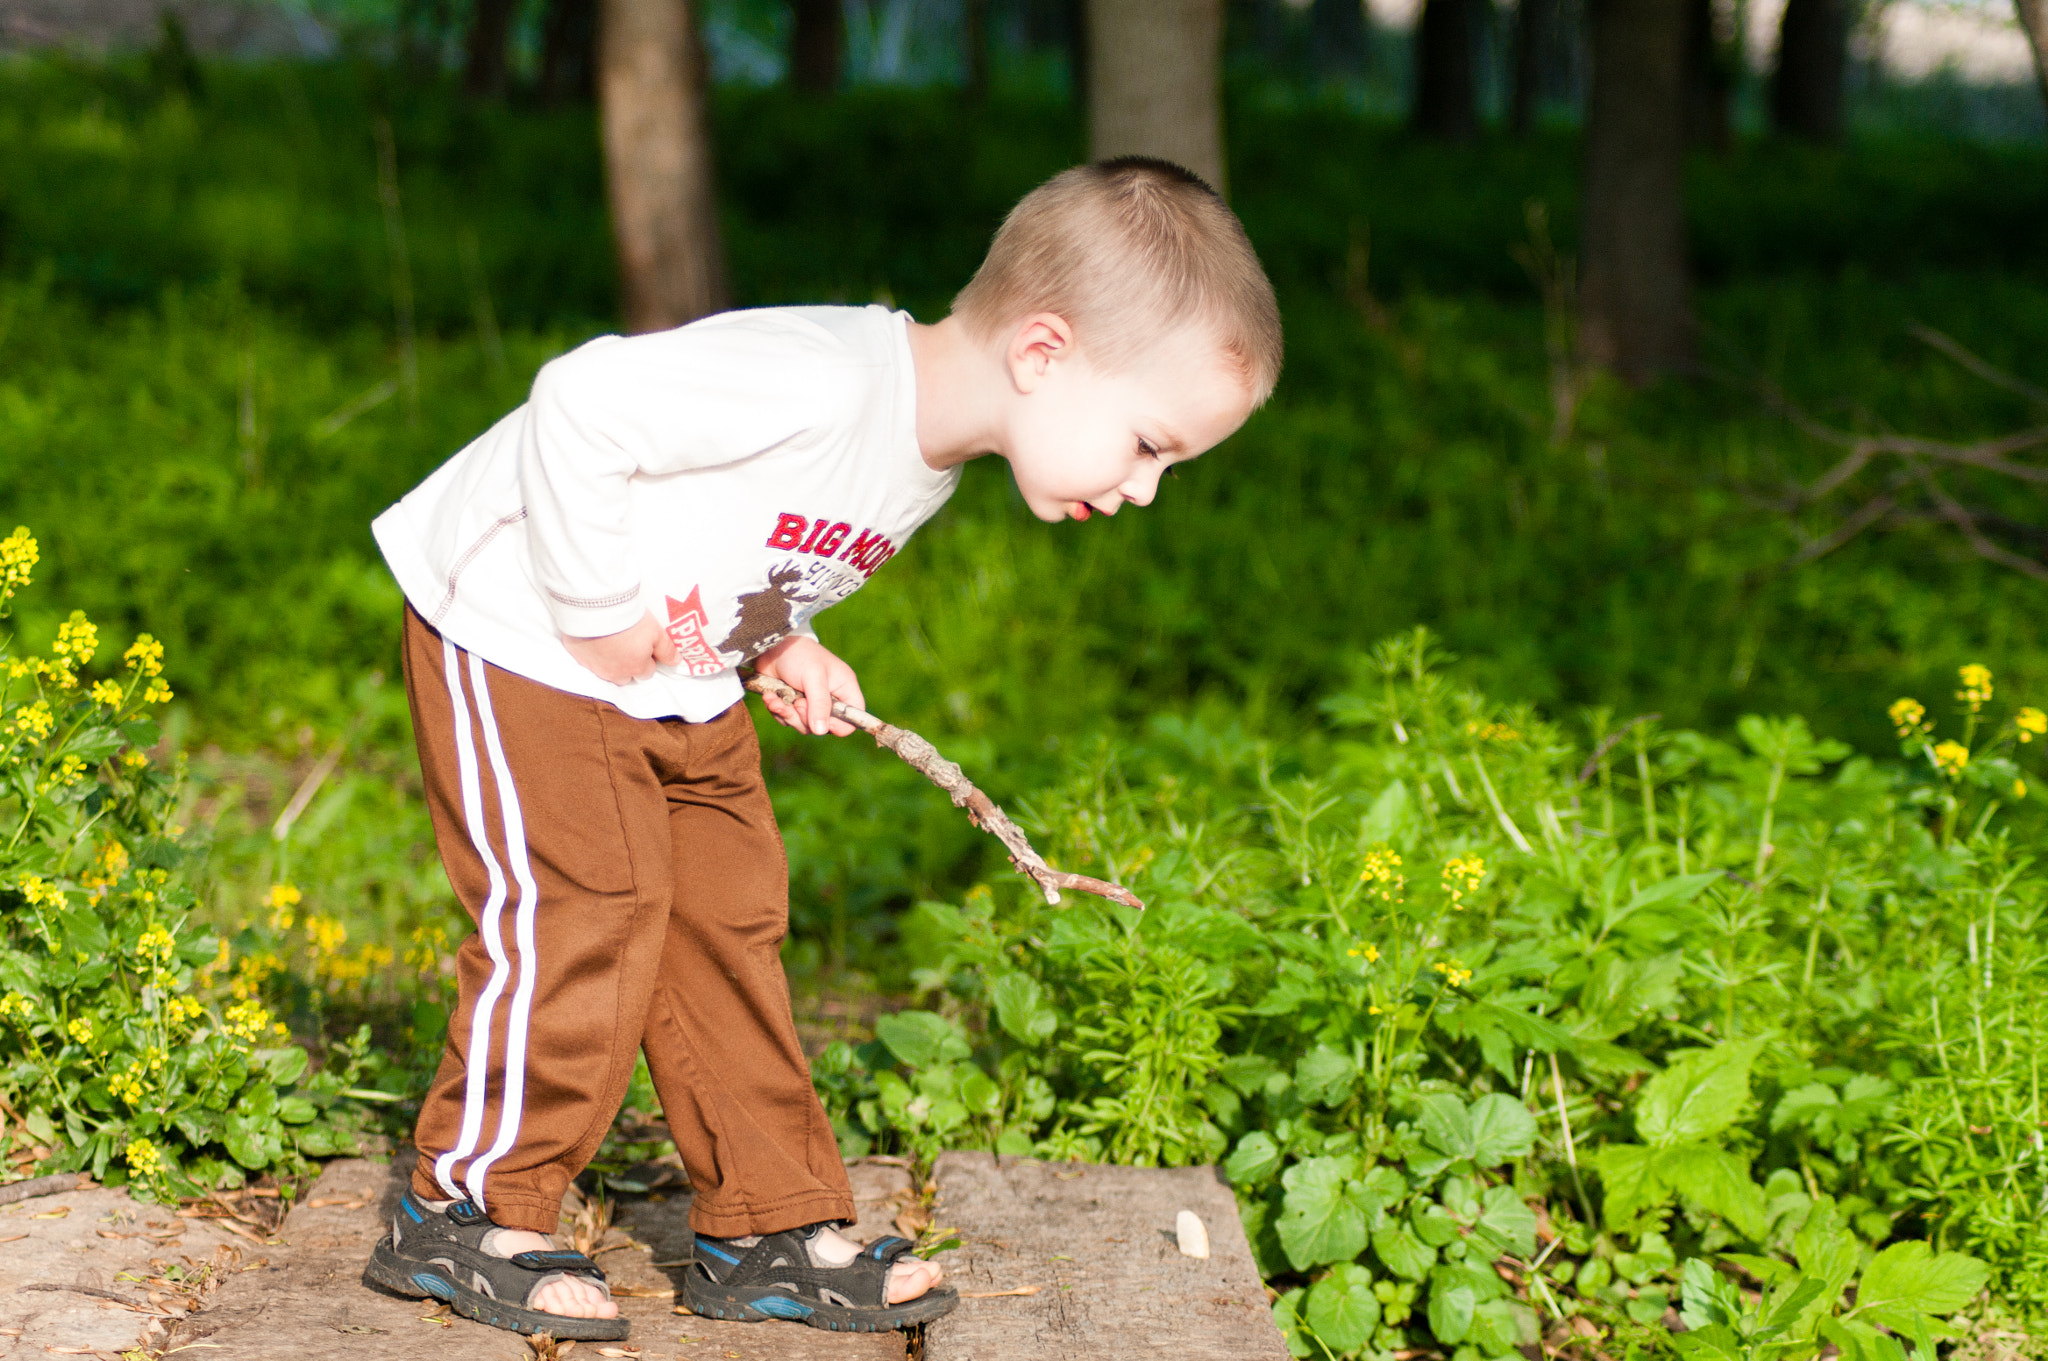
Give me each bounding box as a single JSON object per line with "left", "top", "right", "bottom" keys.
{"left": 1589, "top": 1143, "right": 1662, "bottom": 1229}
{"left": 1471, "top": 1185, "right": 1538, "bottom": 1258}
{"left": 1467, "top": 1094, "right": 1537, "bottom": 1168}
{"left": 1306, "top": 1263, "right": 1380, "bottom": 1351}
{"left": 1295, "top": 1045, "right": 1355, "bottom": 1107}
{"left": 261, "top": 1045, "right": 310, "bottom": 1085}
{"left": 1346, "top": 1165, "right": 1406, "bottom": 1232}
{"left": 1224, "top": 1132, "right": 1283, "bottom": 1186}
{"left": 1678, "top": 1258, "right": 1742, "bottom": 1331}
{"left": 1671, "top": 1324, "right": 1747, "bottom": 1361}
{"left": 1720, "top": 1252, "right": 1794, "bottom": 1287}
{"left": 1821, "top": 1316, "right": 1888, "bottom": 1361}
{"left": 1852, "top": 1242, "right": 1991, "bottom": 1331}
{"left": 1272, "top": 1286, "right": 1314, "bottom": 1360}
{"left": 874, "top": 1010, "right": 971, "bottom": 1070}
{"left": 1469, "top": 1298, "right": 1533, "bottom": 1356}
{"left": 958, "top": 1068, "right": 1002, "bottom": 1119}
{"left": 1359, "top": 780, "right": 1413, "bottom": 845}
{"left": 1635, "top": 1036, "right": 1767, "bottom": 1147}
{"left": 1216, "top": 1054, "right": 1282, "bottom": 1097}
{"left": 1427, "top": 1279, "right": 1477, "bottom": 1343}
{"left": 275, "top": 1096, "right": 318, "bottom": 1124}
{"left": 1278, "top": 1157, "right": 1368, "bottom": 1270}
{"left": 1413, "top": 1199, "right": 1460, "bottom": 1247}
{"left": 1662, "top": 1143, "right": 1769, "bottom": 1240}
{"left": 1757, "top": 1276, "right": 1831, "bottom": 1340}
{"left": 1771, "top": 1082, "right": 1840, "bottom": 1133}
{"left": 1374, "top": 1222, "right": 1435, "bottom": 1280}
{"left": 1416, "top": 1092, "right": 1472, "bottom": 1162}
{"left": 988, "top": 973, "right": 1057, "bottom": 1047}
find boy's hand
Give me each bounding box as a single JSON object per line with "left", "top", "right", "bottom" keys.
{"left": 562, "top": 611, "right": 678, "bottom": 685}
{"left": 753, "top": 636, "right": 864, "bottom": 736}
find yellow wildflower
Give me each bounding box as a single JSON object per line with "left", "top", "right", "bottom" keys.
{"left": 90, "top": 679, "right": 125, "bottom": 709}
{"left": 0, "top": 526, "right": 38, "bottom": 601}
{"left": 1958, "top": 664, "right": 1993, "bottom": 714}
{"left": 1889, "top": 697, "right": 1929, "bottom": 740}
{"left": 82, "top": 840, "right": 129, "bottom": 892}
{"left": 1932, "top": 741, "right": 1970, "bottom": 776}
{"left": 2015, "top": 779, "right": 2027, "bottom": 800}
{"left": 224, "top": 999, "right": 272, "bottom": 1043}
{"left": 1442, "top": 853, "right": 1486, "bottom": 908}
{"left": 123, "top": 1137, "right": 162, "bottom": 1178}
{"left": 1346, "top": 943, "right": 1381, "bottom": 964}
{"left": 305, "top": 915, "right": 346, "bottom": 956}
{"left": 1431, "top": 959, "right": 1474, "bottom": 987}
{"left": 267, "top": 883, "right": 301, "bottom": 930}
{"left": 404, "top": 922, "right": 448, "bottom": 970}
{"left": 7, "top": 699, "right": 54, "bottom": 743}
{"left": 52, "top": 611, "right": 98, "bottom": 666}
{"left": 5, "top": 656, "right": 45, "bottom": 680}
{"left": 109, "top": 1063, "right": 146, "bottom": 1105}
{"left": 1358, "top": 848, "right": 1404, "bottom": 902}
{"left": 2018, "top": 708, "right": 2046, "bottom": 743}
{"left": 19, "top": 874, "right": 60, "bottom": 908}
{"left": 0, "top": 991, "right": 32, "bottom": 1021}
{"left": 123, "top": 634, "right": 164, "bottom": 678}
{"left": 142, "top": 678, "right": 173, "bottom": 705}
{"left": 168, "top": 995, "right": 204, "bottom": 1026}
{"left": 136, "top": 924, "right": 176, "bottom": 960}
{"left": 121, "top": 747, "right": 149, "bottom": 770}
{"left": 66, "top": 1016, "right": 92, "bottom": 1044}
{"left": 1463, "top": 721, "right": 1521, "bottom": 743}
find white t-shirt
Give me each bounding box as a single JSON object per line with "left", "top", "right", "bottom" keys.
{"left": 372, "top": 305, "right": 960, "bottom": 722}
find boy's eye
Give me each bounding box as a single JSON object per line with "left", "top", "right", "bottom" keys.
{"left": 1137, "top": 438, "right": 1159, "bottom": 457}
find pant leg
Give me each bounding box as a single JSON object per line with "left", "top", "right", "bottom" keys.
{"left": 402, "top": 607, "right": 676, "bottom": 1234}
{"left": 639, "top": 702, "right": 856, "bottom": 1236}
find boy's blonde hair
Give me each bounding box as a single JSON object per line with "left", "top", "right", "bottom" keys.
{"left": 951, "top": 158, "right": 1283, "bottom": 405}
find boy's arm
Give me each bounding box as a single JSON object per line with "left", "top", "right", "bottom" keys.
{"left": 752, "top": 635, "right": 863, "bottom": 736}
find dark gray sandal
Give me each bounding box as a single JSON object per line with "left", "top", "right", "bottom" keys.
{"left": 684, "top": 1227, "right": 958, "bottom": 1332}
{"left": 362, "top": 1191, "right": 630, "bottom": 1341}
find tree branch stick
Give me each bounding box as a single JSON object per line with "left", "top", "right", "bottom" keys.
{"left": 0, "top": 1171, "right": 86, "bottom": 1206}
{"left": 741, "top": 672, "right": 1144, "bottom": 910}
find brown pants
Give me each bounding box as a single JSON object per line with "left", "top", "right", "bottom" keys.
{"left": 401, "top": 606, "right": 853, "bottom": 1236}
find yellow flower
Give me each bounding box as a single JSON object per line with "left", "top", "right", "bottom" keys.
{"left": 142, "top": 678, "right": 173, "bottom": 705}
{"left": 267, "top": 883, "right": 301, "bottom": 930}
{"left": 1463, "top": 720, "right": 1521, "bottom": 743}
{"left": 1889, "top": 697, "right": 1928, "bottom": 740}
{"left": 66, "top": 1016, "right": 93, "bottom": 1044}
{"left": 1932, "top": 741, "right": 1970, "bottom": 776}
{"left": 1431, "top": 960, "right": 1474, "bottom": 986}
{"left": 90, "top": 679, "right": 125, "bottom": 709}
{"left": 136, "top": 924, "right": 176, "bottom": 960}
{"left": 123, "top": 1137, "right": 162, "bottom": 1178}
{"left": 1958, "top": 664, "right": 1994, "bottom": 714}
{"left": 5, "top": 656, "right": 46, "bottom": 680}
{"left": 7, "top": 699, "right": 54, "bottom": 743}
{"left": 0, "top": 525, "right": 38, "bottom": 601}
{"left": 109, "top": 1063, "right": 147, "bottom": 1105}
{"left": 123, "top": 634, "right": 165, "bottom": 678}
{"left": 19, "top": 874, "right": 61, "bottom": 908}
{"left": 404, "top": 923, "right": 449, "bottom": 969}
{"left": 2014, "top": 779, "right": 2027, "bottom": 800}
{"left": 168, "top": 995, "right": 205, "bottom": 1027}
{"left": 1442, "top": 853, "right": 1486, "bottom": 908}
{"left": 305, "top": 915, "right": 346, "bottom": 956}
{"left": 1368, "top": 1005, "right": 1383, "bottom": 1015}
{"left": 0, "top": 991, "right": 32, "bottom": 1021}
{"left": 82, "top": 840, "right": 129, "bottom": 891}
{"left": 1358, "top": 848, "right": 1404, "bottom": 901}
{"left": 224, "top": 999, "right": 273, "bottom": 1043}
{"left": 52, "top": 611, "right": 98, "bottom": 666}
{"left": 2018, "top": 707, "right": 2046, "bottom": 743}
{"left": 121, "top": 747, "right": 149, "bottom": 770}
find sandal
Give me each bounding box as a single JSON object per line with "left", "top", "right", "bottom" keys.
{"left": 362, "top": 1190, "right": 630, "bottom": 1341}
{"left": 684, "top": 1227, "right": 959, "bottom": 1332}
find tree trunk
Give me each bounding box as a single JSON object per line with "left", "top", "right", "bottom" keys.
{"left": 1771, "top": 0, "right": 1846, "bottom": 142}
{"left": 1086, "top": 0, "right": 1225, "bottom": 191}
{"left": 599, "top": 0, "right": 730, "bottom": 333}
{"left": 1413, "top": 0, "right": 1479, "bottom": 141}
{"left": 1684, "top": 0, "right": 1732, "bottom": 150}
{"left": 2021, "top": 0, "right": 2048, "bottom": 113}
{"left": 964, "top": 0, "right": 991, "bottom": 102}
{"left": 1580, "top": 0, "right": 1694, "bottom": 384}
{"left": 790, "top": 0, "right": 841, "bottom": 96}
{"left": 1064, "top": 0, "right": 1090, "bottom": 112}
{"left": 1510, "top": 0, "right": 1552, "bottom": 133}
{"left": 463, "top": 0, "right": 518, "bottom": 98}
{"left": 541, "top": 0, "right": 598, "bottom": 102}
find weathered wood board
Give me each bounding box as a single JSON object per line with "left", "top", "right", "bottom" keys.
{"left": 921, "top": 1153, "right": 1289, "bottom": 1361}
{"left": 166, "top": 1155, "right": 911, "bottom": 1361}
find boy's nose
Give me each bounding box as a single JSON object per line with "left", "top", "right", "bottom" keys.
{"left": 1120, "top": 466, "right": 1162, "bottom": 508}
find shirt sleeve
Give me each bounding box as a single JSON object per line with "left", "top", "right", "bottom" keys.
{"left": 516, "top": 320, "right": 845, "bottom": 639}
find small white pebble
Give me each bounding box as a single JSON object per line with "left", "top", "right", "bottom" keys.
{"left": 1175, "top": 1210, "right": 1209, "bottom": 1259}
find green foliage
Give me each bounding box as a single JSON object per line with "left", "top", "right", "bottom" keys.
{"left": 0, "top": 531, "right": 369, "bottom": 1195}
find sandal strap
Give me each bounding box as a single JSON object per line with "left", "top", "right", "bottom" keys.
{"left": 388, "top": 1191, "right": 612, "bottom": 1309}
{"left": 695, "top": 1229, "right": 912, "bottom": 1310}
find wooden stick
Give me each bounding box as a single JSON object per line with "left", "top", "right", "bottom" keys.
{"left": 0, "top": 1172, "right": 86, "bottom": 1207}
{"left": 741, "top": 672, "right": 1144, "bottom": 910}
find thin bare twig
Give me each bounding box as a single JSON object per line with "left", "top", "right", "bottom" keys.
{"left": 1910, "top": 324, "right": 2048, "bottom": 411}
{"left": 1783, "top": 492, "right": 1899, "bottom": 570}
{"left": 1576, "top": 713, "right": 1662, "bottom": 785}
{"left": 17, "top": 1281, "right": 152, "bottom": 1308}
{"left": 741, "top": 672, "right": 1143, "bottom": 910}
{"left": 0, "top": 1172, "right": 87, "bottom": 1206}
{"left": 1907, "top": 460, "right": 2048, "bottom": 583}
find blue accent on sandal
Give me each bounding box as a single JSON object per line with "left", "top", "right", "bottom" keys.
{"left": 695, "top": 1237, "right": 741, "bottom": 1264}
{"left": 412, "top": 1272, "right": 453, "bottom": 1300}
{"left": 755, "top": 1296, "right": 813, "bottom": 1320}
{"left": 401, "top": 1197, "right": 424, "bottom": 1223}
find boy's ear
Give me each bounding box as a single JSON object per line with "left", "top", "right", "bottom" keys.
{"left": 1007, "top": 312, "right": 1075, "bottom": 394}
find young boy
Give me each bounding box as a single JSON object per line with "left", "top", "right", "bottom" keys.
{"left": 361, "top": 157, "right": 1281, "bottom": 1341}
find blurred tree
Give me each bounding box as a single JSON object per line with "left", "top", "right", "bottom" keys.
{"left": 1684, "top": 0, "right": 1735, "bottom": 150}
{"left": 965, "top": 0, "right": 991, "bottom": 104}
{"left": 790, "top": 0, "right": 842, "bottom": 95}
{"left": 1413, "top": 0, "right": 1478, "bottom": 140}
{"left": 1580, "top": 0, "right": 1694, "bottom": 383}
{"left": 464, "top": 0, "right": 518, "bottom": 97}
{"left": 2017, "top": 0, "right": 2048, "bottom": 110}
{"left": 600, "top": 0, "right": 730, "bottom": 331}
{"left": 1511, "top": 0, "right": 1553, "bottom": 134}
{"left": 1771, "top": 0, "right": 1847, "bottom": 141}
{"left": 1087, "top": 0, "right": 1225, "bottom": 191}
{"left": 540, "top": 0, "right": 598, "bottom": 103}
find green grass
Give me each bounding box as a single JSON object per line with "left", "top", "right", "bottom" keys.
{"left": 2, "top": 55, "right": 2047, "bottom": 955}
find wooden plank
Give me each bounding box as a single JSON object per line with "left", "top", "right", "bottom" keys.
{"left": 922, "top": 1153, "right": 1289, "bottom": 1361}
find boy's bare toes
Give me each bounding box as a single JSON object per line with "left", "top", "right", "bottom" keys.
{"left": 886, "top": 1257, "right": 942, "bottom": 1304}
{"left": 530, "top": 1277, "right": 619, "bottom": 1318}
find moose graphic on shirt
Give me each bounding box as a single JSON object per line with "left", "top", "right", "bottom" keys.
{"left": 718, "top": 561, "right": 818, "bottom": 658}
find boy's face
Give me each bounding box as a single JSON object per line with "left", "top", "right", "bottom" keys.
{"left": 1000, "top": 317, "right": 1256, "bottom": 524}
